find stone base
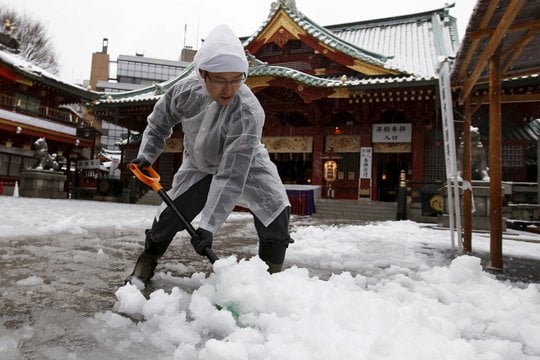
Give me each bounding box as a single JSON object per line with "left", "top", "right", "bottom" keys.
{"left": 19, "top": 170, "right": 67, "bottom": 199}
{"left": 439, "top": 182, "right": 506, "bottom": 231}
{"left": 508, "top": 203, "right": 540, "bottom": 221}
{"left": 438, "top": 214, "right": 506, "bottom": 231}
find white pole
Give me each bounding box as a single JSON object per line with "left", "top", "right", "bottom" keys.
{"left": 438, "top": 58, "right": 463, "bottom": 253}
{"left": 451, "top": 177, "right": 463, "bottom": 253}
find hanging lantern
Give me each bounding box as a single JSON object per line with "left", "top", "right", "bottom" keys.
{"left": 323, "top": 160, "right": 337, "bottom": 182}
{"left": 320, "top": 147, "right": 342, "bottom": 183}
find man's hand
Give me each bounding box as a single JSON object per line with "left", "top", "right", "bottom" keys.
{"left": 129, "top": 157, "right": 151, "bottom": 170}
{"left": 191, "top": 228, "right": 213, "bottom": 256}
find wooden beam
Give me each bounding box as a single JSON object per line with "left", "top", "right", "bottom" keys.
{"left": 464, "top": 69, "right": 540, "bottom": 85}
{"left": 488, "top": 46, "right": 503, "bottom": 271}
{"left": 469, "top": 19, "right": 540, "bottom": 40}
{"left": 471, "top": 101, "right": 483, "bottom": 115}
{"left": 471, "top": 93, "right": 540, "bottom": 104}
{"left": 457, "top": 0, "right": 501, "bottom": 81}
{"left": 461, "top": 0, "right": 526, "bottom": 101}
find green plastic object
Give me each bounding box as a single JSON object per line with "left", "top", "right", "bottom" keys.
{"left": 215, "top": 304, "right": 240, "bottom": 321}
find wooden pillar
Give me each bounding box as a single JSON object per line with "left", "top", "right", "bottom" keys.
{"left": 489, "top": 46, "right": 503, "bottom": 270}
{"left": 463, "top": 96, "right": 472, "bottom": 252}
{"left": 311, "top": 126, "right": 325, "bottom": 186}
{"left": 411, "top": 119, "right": 425, "bottom": 183}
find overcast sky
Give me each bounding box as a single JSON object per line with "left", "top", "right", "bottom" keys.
{"left": 2, "top": 0, "right": 477, "bottom": 84}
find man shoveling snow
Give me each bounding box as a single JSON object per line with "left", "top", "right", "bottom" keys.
{"left": 126, "top": 24, "right": 293, "bottom": 286}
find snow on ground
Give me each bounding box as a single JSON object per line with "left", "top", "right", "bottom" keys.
{"left": 0, "top": 196, "right": 539, "bottom": 359}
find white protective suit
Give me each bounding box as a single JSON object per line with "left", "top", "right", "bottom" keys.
{"left": 137, "top": 25, "right": 290, "bottom": 234}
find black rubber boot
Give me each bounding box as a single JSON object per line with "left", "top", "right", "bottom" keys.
{"left": 125, "top": 251, "right": 160, "bottom": 285}
{"left": 255, "top": 207, "right": 292, "bottom": 275}
{"left": 259, "top": 241, "right": 288, "bottom": 274}
{"left": 265, "top": 261, "right": 283, "bottom": 274}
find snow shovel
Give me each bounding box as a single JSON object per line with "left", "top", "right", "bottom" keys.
{"left": 129, "top": 163, "right": 219, "bottom": 264}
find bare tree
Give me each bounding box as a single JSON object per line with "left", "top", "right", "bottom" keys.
{"left": 0, "top": 6, "right": 59, "bottom": 74}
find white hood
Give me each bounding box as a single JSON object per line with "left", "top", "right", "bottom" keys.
{"left": 193, "top": 24, "right": 249, "bottom": 76}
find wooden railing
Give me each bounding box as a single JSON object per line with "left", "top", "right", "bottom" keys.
{"left": 0, "top": 93, "right": 78, "bottom": 124}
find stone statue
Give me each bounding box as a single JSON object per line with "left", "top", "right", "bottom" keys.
{"left": 3, "top": 19, "right": 16, "bottom": 35}
{"left": 457, "top": 127, "right": 489, "bottom": 181}
{"left": 30, "top": 137, "right": 59, "bottom": 171}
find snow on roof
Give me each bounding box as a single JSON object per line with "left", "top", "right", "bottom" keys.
{"left": 0, "top": 49, "right": 99, "bottom": 98}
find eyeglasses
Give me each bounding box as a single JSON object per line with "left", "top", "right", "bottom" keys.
{"left": 203, "top": 72, "right": 246, "bottom": 88}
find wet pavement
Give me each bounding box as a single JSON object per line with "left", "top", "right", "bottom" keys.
{"left": 421, "top": 226, "right": 540, "bottom": 284}
{"left": 0, "top": 222, "right": 255, "bottom": 329}
{"left": 0, "top": 223, "right": 255, "bottom": 359}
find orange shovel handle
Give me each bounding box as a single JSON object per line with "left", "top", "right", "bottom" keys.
{"left": 129, "top": 163, "right": 163, "bottom": 192}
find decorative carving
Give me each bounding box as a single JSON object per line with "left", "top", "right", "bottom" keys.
{"left": 268, "top": 26, "right": 296, "bottom": 48}
{"left": 279, "top": 0, "right": 298, "bottom": 12}
{"left": 263, "top": 136, "right": 312, "bottom": 153}
{"left": 325, "top": 135, "right": 361, "bottom": 152}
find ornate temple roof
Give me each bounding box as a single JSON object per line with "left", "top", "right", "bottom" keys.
{"left": 95, "top": 1, "right": 458, "bottom": 105}
{"left": 243, "top": 1, "right": 401, "bottom": 74}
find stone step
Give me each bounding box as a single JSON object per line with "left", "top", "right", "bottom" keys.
{"left": 135, "top": 193, "right": 398, "bottom": 221}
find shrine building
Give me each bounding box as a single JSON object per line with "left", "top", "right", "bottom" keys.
{"left": 92, "top": 1, "right": 460, "bottom": 206}
{"left": 0, "top": 37, "right": 100, "bottom": 196}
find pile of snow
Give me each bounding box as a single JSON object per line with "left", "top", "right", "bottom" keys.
{"left": 105, "top": 254, "right": 540, "bottom": 359}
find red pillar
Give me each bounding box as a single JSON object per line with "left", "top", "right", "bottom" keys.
{"left": 311, "top": 127, "right": 324, "bottom": 186}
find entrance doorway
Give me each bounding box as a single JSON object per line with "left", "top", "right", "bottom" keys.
{"left": 270, "top": 153, "right": 312, "bottom": 184}
{"left": 376, "top": 153, "right": 410, "bottom": 202}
